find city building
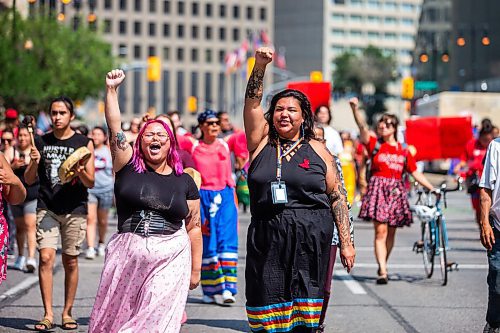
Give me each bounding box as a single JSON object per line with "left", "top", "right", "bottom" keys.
{"left": 412, "top": 0, "right": 452, "bottom": 95}
{"left": 450, "top": 0, "right": 500, "bottom": 92}
{"left": 25, "top": 0, "right": 272, "bottom": 120}
{"left": 275, "top": 0, "right": 423, "bottom": 96}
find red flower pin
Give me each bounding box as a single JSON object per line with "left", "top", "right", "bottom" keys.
{"left": 298, "top": 158, "right": 310, "bottom": 170}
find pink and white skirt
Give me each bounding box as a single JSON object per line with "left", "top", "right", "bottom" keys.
{"left": 89, "top": 229, "right": 191, "bottom": 333}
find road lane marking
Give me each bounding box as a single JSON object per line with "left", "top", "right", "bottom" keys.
{"left": 353, "top": 263, "right": 488, "bottom": 269}
{"left": 334, "top": 269, "right": 367, "bottom": 295}
{"left": 0, "top": 276, "right": 38, "bottom": 301}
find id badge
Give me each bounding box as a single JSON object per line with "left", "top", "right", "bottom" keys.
{"left": 271, "top": 181, "right": 288, "bottom": 204}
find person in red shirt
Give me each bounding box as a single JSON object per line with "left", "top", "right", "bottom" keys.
{"left": 454, "top": 122, "right": 495, "bottom": 224}
{"left": 350, "top": 98, "right": 434, "bottom": 284}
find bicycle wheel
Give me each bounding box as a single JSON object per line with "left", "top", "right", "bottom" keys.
{"left": 421, "top": 221, "right": 435, "bottom": 278}
{"left": 437, "top": 217, "right": 448, "bottom": 286}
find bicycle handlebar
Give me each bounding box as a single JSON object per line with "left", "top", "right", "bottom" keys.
{"left": 415, "top": 176, "right": 464, "bottom": 208}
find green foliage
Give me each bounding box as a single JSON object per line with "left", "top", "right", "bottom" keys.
{"left": 332, "top": 45, "right": 398, "bottom": 95}
{"left": 0, "top": 11, "right": 113, "bottom": 115}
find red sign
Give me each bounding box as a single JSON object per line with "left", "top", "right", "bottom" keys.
{"left": 405, "top": 116, "right": 472, "bottom": 161}
{"left": 286, "top": 82, "right": 331, "bottom": 113}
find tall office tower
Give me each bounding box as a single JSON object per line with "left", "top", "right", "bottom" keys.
{"left": 275, "top": 0, "right": 422, "bottom": 96}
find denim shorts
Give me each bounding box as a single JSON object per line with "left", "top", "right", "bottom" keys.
{"left": 88, "top": 190, "right": 114, "bottom": 210}
{"left": 11, "top": 199, "right": 37, "bottom": 218}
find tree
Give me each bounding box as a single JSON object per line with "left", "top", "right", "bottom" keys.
{"left": 0, "top": 10, "right": 113, "bottom": 115}
{"left": 332, "top": 45, "right": 398, "bottom": 124}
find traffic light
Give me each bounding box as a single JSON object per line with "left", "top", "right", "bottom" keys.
{"left": 147, "top": 56, "right": 161, "bottom": 82}
{"left": 401, "top": 77, "right": 414, "bottom": 100}
{"left": 187, "top": 96, "right": 197, "bottom": 113}
{"left": 310, "top": 71, "right": 323, "bottom": 83}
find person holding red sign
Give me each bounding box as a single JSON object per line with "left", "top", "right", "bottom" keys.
{"left": 350, "top": 98, "right": 434, "bottom": 284}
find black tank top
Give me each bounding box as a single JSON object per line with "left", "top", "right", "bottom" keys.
{"left": 36, "top": 132, "right": 90, "bottom": 215}
{"left": 248, "top": 139, "right": 331, "bottom": 218}
{"left": 114, "top": 162, "right": 200, "bottom": 232}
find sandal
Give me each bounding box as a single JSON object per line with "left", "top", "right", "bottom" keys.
{"left": 34, "top": 318, "right": 54, "bottom": 331}
{"left": 61, "top": 316, "right": 78, "bottom": 330}
{"left": 376, "top": 268, "right": 388, "bottom": 285}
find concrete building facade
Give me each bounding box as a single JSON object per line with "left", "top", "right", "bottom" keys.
{"left": 275, "top": 0, "right": 422, "bottom": 95}
{"left": 47, "top": 0, "right": 273, "bottom": 120}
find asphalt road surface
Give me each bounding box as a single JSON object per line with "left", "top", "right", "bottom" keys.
{"left": 0, "top": 190, "right": 489, "bottom": 333}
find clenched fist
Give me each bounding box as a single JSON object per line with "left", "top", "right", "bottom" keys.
{"left": 349, "top": 97, "right": 359, "bottom": 111}
{"left": 106, "top": 69, "right": 126, "bottom": 90}
{"left": 255, "top": 47, "right": 274, "bottom": 67}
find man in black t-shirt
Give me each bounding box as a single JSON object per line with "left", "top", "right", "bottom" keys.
{"left": 25, "top": 96, "right": 95, "bottom": 331}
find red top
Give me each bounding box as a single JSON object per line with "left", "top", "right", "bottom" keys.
{"left": 460, "top": 138, "right": 487, "bottom": 177}
{"left": 177, "top": 134, "right": 194, "bottom": 153}
{"left": 226, "top": 130, "right": 249, "bottom": 160}
{"left": 366, "top": 136, "right": 417, "bottom": 179}
{"left": 192, "top": 139, "right": 235, "bottom": 191}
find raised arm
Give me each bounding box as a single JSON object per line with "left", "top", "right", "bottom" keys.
{"left": 349, "top": 97, "right": 370, "bottom": 144}
{"left": 105, "top": 69, "right": 133, "bottom": 172}
{"left": 244, "top": 47, "right": 273, "bottom": 153}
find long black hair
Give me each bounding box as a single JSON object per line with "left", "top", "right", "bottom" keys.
{"left": 264, "top": 89, "right": 315, "bottom": 145}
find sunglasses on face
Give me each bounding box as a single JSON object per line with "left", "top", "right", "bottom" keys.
{"left": 1, "top": 138, "right": 13, "bottom": 144}
{"left": 378, "top": 120, "right": 395, "bottom": 128}
{"left": 205, "top": 121, "right": 220, "bottom": 126}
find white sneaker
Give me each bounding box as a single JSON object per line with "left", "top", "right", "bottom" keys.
{"left": 13, "top": 256, "right": 26, "bottom": 271}
{"left": 222, "top": 290, "right": 235, "bottom": 304}
{"left": 202, "top": 295, "right": 215, "bottom": 304}
{"left": 97, "top": 243, "right": 106, "bottom": 257}
{"left": 25, "top": 257, "right": 37, "bottom": 273}
{"left": 85, "top": 247, "right": 96, "bottom": 260}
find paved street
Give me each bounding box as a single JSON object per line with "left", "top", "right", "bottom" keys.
{"left": 0, "top": 187, "right": 489, "bottom": 333}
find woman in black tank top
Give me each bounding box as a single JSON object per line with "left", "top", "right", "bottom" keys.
{"left": 242, "top": 48, "right": 356, "bottom": 333}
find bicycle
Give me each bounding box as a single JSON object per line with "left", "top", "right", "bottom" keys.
{"left": 411, "top": 177, "right": 463, "bottom": 286}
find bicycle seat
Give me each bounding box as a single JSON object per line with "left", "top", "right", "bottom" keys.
{"left": 410, "top": 205, "right": 438, "bottom": 222}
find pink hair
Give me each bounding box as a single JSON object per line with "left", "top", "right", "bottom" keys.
{"left": 130, "top": 119, "right": 184, "bottom": 176}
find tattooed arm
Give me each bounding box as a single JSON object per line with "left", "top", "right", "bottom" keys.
{"left": 105, "top": 69, "right": 133, "bottom": 172}
{"left": 186, "top": 199, "right": 202, "bottom": 290}
{"left": 244, "top": 47, "right": 273, "bottom": 153}
{"left": 310, "top": 140, "right": 356, "bottom": 272}
{"left": 349, "top": 97, "right": 370, "bottom": 145}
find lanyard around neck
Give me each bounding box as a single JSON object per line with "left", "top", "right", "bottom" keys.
{"left": 276, "top": 138, "right": 303, "bottom": 181}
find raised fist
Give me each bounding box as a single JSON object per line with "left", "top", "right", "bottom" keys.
{"left": 106, "top": 69, "right": 126, "bottom": 89}
{"left": 349, "top": 97, "right": 359, "bottom": 111}
{"left": 255, "top": 47, "right": 274, "bottom": 66}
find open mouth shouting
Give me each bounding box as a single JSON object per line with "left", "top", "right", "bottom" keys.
{"left": 149, "top": 142, "right": 162, "bottom": 155}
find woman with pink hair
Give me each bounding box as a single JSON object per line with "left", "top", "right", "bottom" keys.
{"left": 88, "top": 69, "right": 202, "bottom": 332}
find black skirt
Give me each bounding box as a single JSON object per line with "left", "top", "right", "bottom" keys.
{"left": 245, "top": 208, "right": 334, "bottom": 332}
